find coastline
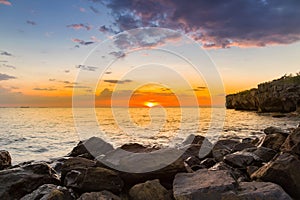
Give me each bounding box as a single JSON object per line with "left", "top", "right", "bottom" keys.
{"left": 1, "top": 125, "right": 300, "bottom": 199}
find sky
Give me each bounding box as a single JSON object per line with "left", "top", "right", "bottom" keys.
{"left": 0, "top": 0, "right": 300, "bottom": 107}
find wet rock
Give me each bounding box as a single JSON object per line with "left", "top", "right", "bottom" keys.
{"left": 20, "top": 184, "right": 74, "bottom": 200}
{"left": 223, "top": 182, "right": 292, "bottom": 200}
{"left": 0, "top": 150, "right": 11, "bottom": 170}
{"left": 0, "top": 162, "right": 60, "bottom": 200}
{"left": 120, "top": 143, "right": 159, "bottom": 153}
{"left": 68, "top": 137, "right": 114, "bottom": 159}
{"left": 281, "top": 127, "right": 300, "bottom": 158}
{"left": 210, "top": 162, "right": 249, "bottom": 182}
{"left": 61, "top": 157, "right": 97, "bottom": 182}
{"left": 261, "top": 133, "right": 287, "bottom": 151}
{"left": 224, "top": 151, "right": 261, "bottom": 169}
{"left": 251, "top": 153, "right": 300, "bottom": 198}
{"left": 212, "top": 140, "right": 240, "bottom": 162}
{"left": 251, "top": 147, "right": 277, "bottom": 163}
{"left": 78, "top": 191, "right": 121, "bottom": 200}
{"left": 64, "top": 167, "right": 124, "bottom": 194}
{"left": 264, "top": 126, "right": 287, "bottom": 135}
{"left": 129, "top": 179, "right": 172, "bottom": 200}
{"left": 232, "top": 142, "right": 256, "bottom": 152}
{"left": 182, "top": 134, "right": 206, "bottom": 146}
{"left": 100, "top": 148, "right": 186, "bottom": 187}
{"left": 184, "top": 156, "right": 205, "bottom": 172}
{"left": 200, "top": 158, "right": 216, "bottom": 168}
{"left": 173, "top": 169, "right": 236, "bottom": 200}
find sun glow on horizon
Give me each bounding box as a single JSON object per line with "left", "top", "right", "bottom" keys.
{"left": 144, "top": 101, "right": 158, "bottom": 108}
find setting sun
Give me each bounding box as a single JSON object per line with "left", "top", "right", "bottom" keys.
{"left": 144, "top": 102, "right": 158, "bottom": 108}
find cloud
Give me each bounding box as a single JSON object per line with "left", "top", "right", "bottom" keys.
{"left": 1, "top": 64, "right": 16, "bottom": 69}
{"left": 26, "top": 20, "right": 37, "bottom": 26}
{"left": 90, "top": 6, "right": 100, "bottom": 13}
{"left": 72, "top": 38, "right": 95, "bottom": 46}
{"left": 65, "top": 85, "right": 90, "bottom": 89}
{"left": 0, "top": 51, "right": 12, "bottom": 56}
{"left": 104, "top": 79, "right": 132, "bottom": 84}
{"left": 64, "top": 70, "right": 70, "bottom": 73}
{"left": 192, "top": 86, "right": 207, "bottom": 91}
{"left": 76, "top": 64, "right": 98, "bottom": 71}
{"left": 79, "top": 7, "right": 86, "bottom": 12}
{"left": 109, "top": 51, "right": 126, "bottom": 58}
{"left": 0, "top": 73, "right": 16, "bottom": 81}
{"left": 49, "top": 78, "right": 56, "bottom": 81}
{"left": 67, "top": 23, "right": 92, "bottom": 31}
{"left": 99, "top": 25, "right": 118, "bottom": 34}
{"left": 100, "top": 0, "right": 300, "bottom": 48}
{"left": 0, "top": 0, "right": 11, "bottom": 6}
{"left": 33, "top": 87, "right": 57, "bottom": 91}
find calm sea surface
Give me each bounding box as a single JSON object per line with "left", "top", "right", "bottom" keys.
{"left": 0, "top": 107, "right": 299, "bottom": 164}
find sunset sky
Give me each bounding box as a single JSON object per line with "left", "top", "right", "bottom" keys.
{"left": 0, "top": 0, "right": 300, "bottom": 107}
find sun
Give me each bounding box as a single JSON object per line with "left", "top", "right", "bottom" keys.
{"left": 144, "top": 101, "right": 158, "bottom": 108}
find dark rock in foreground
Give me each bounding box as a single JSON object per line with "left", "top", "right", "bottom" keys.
{"left": 251, "top": 153, "right": 300, "bottom": 199}
{"left": 0, "top": 163, "right": 60, "bottom": 200}
{"left": 0, "top": 150, "right": 11, "bottom": 170}
{"left": 78, "top": 191, "right": 121, "bottom": 200}
{"left": 20, "top": 184, "right": 74, "bottom": 200}
{"left": 173, "top": 169, "right": 236, "bottom": 200}
{"left": 129, "top": 179, "right": 172, "bottom": 200}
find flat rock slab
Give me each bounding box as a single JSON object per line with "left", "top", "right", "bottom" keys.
{"left": 173, "top": 169, "right": 236, "bottom": 200}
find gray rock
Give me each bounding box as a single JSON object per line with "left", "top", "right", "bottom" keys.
{"left": 200, "top": 158, "right": 216, "bottom": 168}
{"left": 20, "top": 184, "right": 74, "bottom": 200}
{"left": 281, "top": 127, "right": 300, "bottom": 158}
{"left": 224, "top": 151, "right": 261, "bottom": 169}
{"left": 78, "top": 191, "right": 121, "bottom": 200}
{"left": 0, "top": 162, "right": 60, "bottom": 200}
{"left": 232, "top": 143, "right": 256, "bottom": 152}
{"left": 246, "top": 147, "right": 277, "bottom": 163}
{"left": 0, "top": 150, "right": 11, "bottom": 170}
{"left": 212, "top": 140, "right": 240, "bottom": 162}
{"left": 68, "top": 137, "right": 114, "bottom": 159}
{"left": 64, "top": 167, "right": 123, "bottom": 194}
{"left": 264, "top": 126, "right": 286, "bottom": 135}
{"left": 261, "top": 133, "right": 287, "bottom": 151}
{"left": 210, "top": 162, "right": 249, "bottom": 182}
{"left": 223, "top": 182, "right": 292, "bottom": 200}
{"left": 129, "top": 179, "right": 172, "bottom": 200}
{"left": 251, "top": 153, "right": 300, "bottom": 199}
{"left": 173, "top": 169, "right": 236, "bottom": 200}
{"left": 120, "top": 143, "right": 159, "bottom": 153}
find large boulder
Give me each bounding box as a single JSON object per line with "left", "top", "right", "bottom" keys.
{"left": 173, "top": 169, "right": 236, "bottom": 200}
{"left": 0, "top": 150, "right": 11, "bottom": 170}
{"left": 120, "top": 143, "right": 159, "bottom": 153}
{"left": 212, "top": 140, "right": 240, "bottom": 162}
{"left": 281, "top": 127, "right": 300, "bottom": 158}
{"left": 223, "top": 182, "right": 292, "bottom": 200}
{"left": 224, "top": 151, "right": 261, "bottom": 169}
{"left": 244, "top": 147, "right": 277, "bottom": 163}
{"left": 129, "top": 179, "right": 172, "bottom": 200}
{"left": 64, "top": 167, "right": 124, "bottom": 194}
{"left": 0, "top": 162, "right": 60, "bottom": 200}
{"left": 61, "top": 157, "right": 97, "bottom": 182}
{"left": 78, "top": 191, "right": 121, "bottom": 200}
{"left": 99, "top": 148, "right": 186, "bottom": 187}
{"left": 261, "top": 133, "right": 287, "bottom": 151}
{"left": 68, "top": 137, "right": 114, "bottom": 159}
{"left": 20, "top": 184, "right": 74, "bottom": 200}
{"left": 251, "top": 153, "right": 300, "bottom": 198}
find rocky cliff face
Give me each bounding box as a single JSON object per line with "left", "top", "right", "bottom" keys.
{"left": 226, "top": 75, "right": 300, "bottom": 113}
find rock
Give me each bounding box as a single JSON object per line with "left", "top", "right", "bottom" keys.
{"left": 251, "top": 153, "right": 300, "bottom": 198}
{"left": 212, "top": 140, "right": 240, "bottom": 162}
{"left": 246, "top": 166, "right": 259, "bottom": 177}
{"left": 251, "top": 147, "right": 277, "bottom": 163}
{"left": 232, "top": 143, "right": 256, "bottom": 152}
{"left": 78, "top": 191, "right": 121, "bottom": 200}
{"left": 173, "top": 169, "right": 236, "bottom": 200}
{"left": 264, "top": 126, "right": 287, "bottom": 135}
{"left": 281, "top": 127, "right": 300, "bottom": 158}
{"left": 272, "top": 114, "right": 287, "bottom": 118}
{"left": 200, "top": 158, "right": 216, "bottom": 168}
{"left": 0, "top": 162, "right": 60, "bottom": 200}
{"left": 120, "top": 143, "right": 159, "bottom": 153}
{"left": 129, "top": 179, "right": 172, "bottom": 200}
{"left": 61, "top": 157, "right": 97, "bottom": 182}
{"left": 0, "top": 150, "right": 11, "bottom": 170}
{"left": 68, "top": 137, "right": 114, "bottom": 159}
{"left": 182, "top": 134, "right": 206, "bottom": 146}
{"left": 100, "top": 148, "right": 186, "bottom": 187}
{"left": 225, "top": 89, "right": 258, "bottom": 111}
{"left": 223, "top": 182, "right": 292, "bottom": 200}
{"left": 210, "top": 162, "right": 249, "bottom": 182}
{"left": 184, "top": 156, "right": 205, "bottom": 172}
{"left": 224, "top": 151, "right": 261, "bottom": 169}
{"left": 64, "top": 167, "right": 124, "bottom": 194}
{"left": 20, "top": 184, "right": 74, "bottom": 200}
{"left": 261, "top": 133, "right": 287, "bottom": 151}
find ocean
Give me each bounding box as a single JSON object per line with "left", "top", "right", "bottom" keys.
{"left": 0, "top": 107, "right": 298, "bottom": 164}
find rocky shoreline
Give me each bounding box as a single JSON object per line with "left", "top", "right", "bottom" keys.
{"left": 226, "top": 74, "right": 300, "bottom": 113}
{"left": 1, "top": 125, "right": 300, "bottom": 200}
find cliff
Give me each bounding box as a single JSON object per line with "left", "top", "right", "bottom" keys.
{"left": 226, "top": 74, "right": 300, "bottom": 113}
